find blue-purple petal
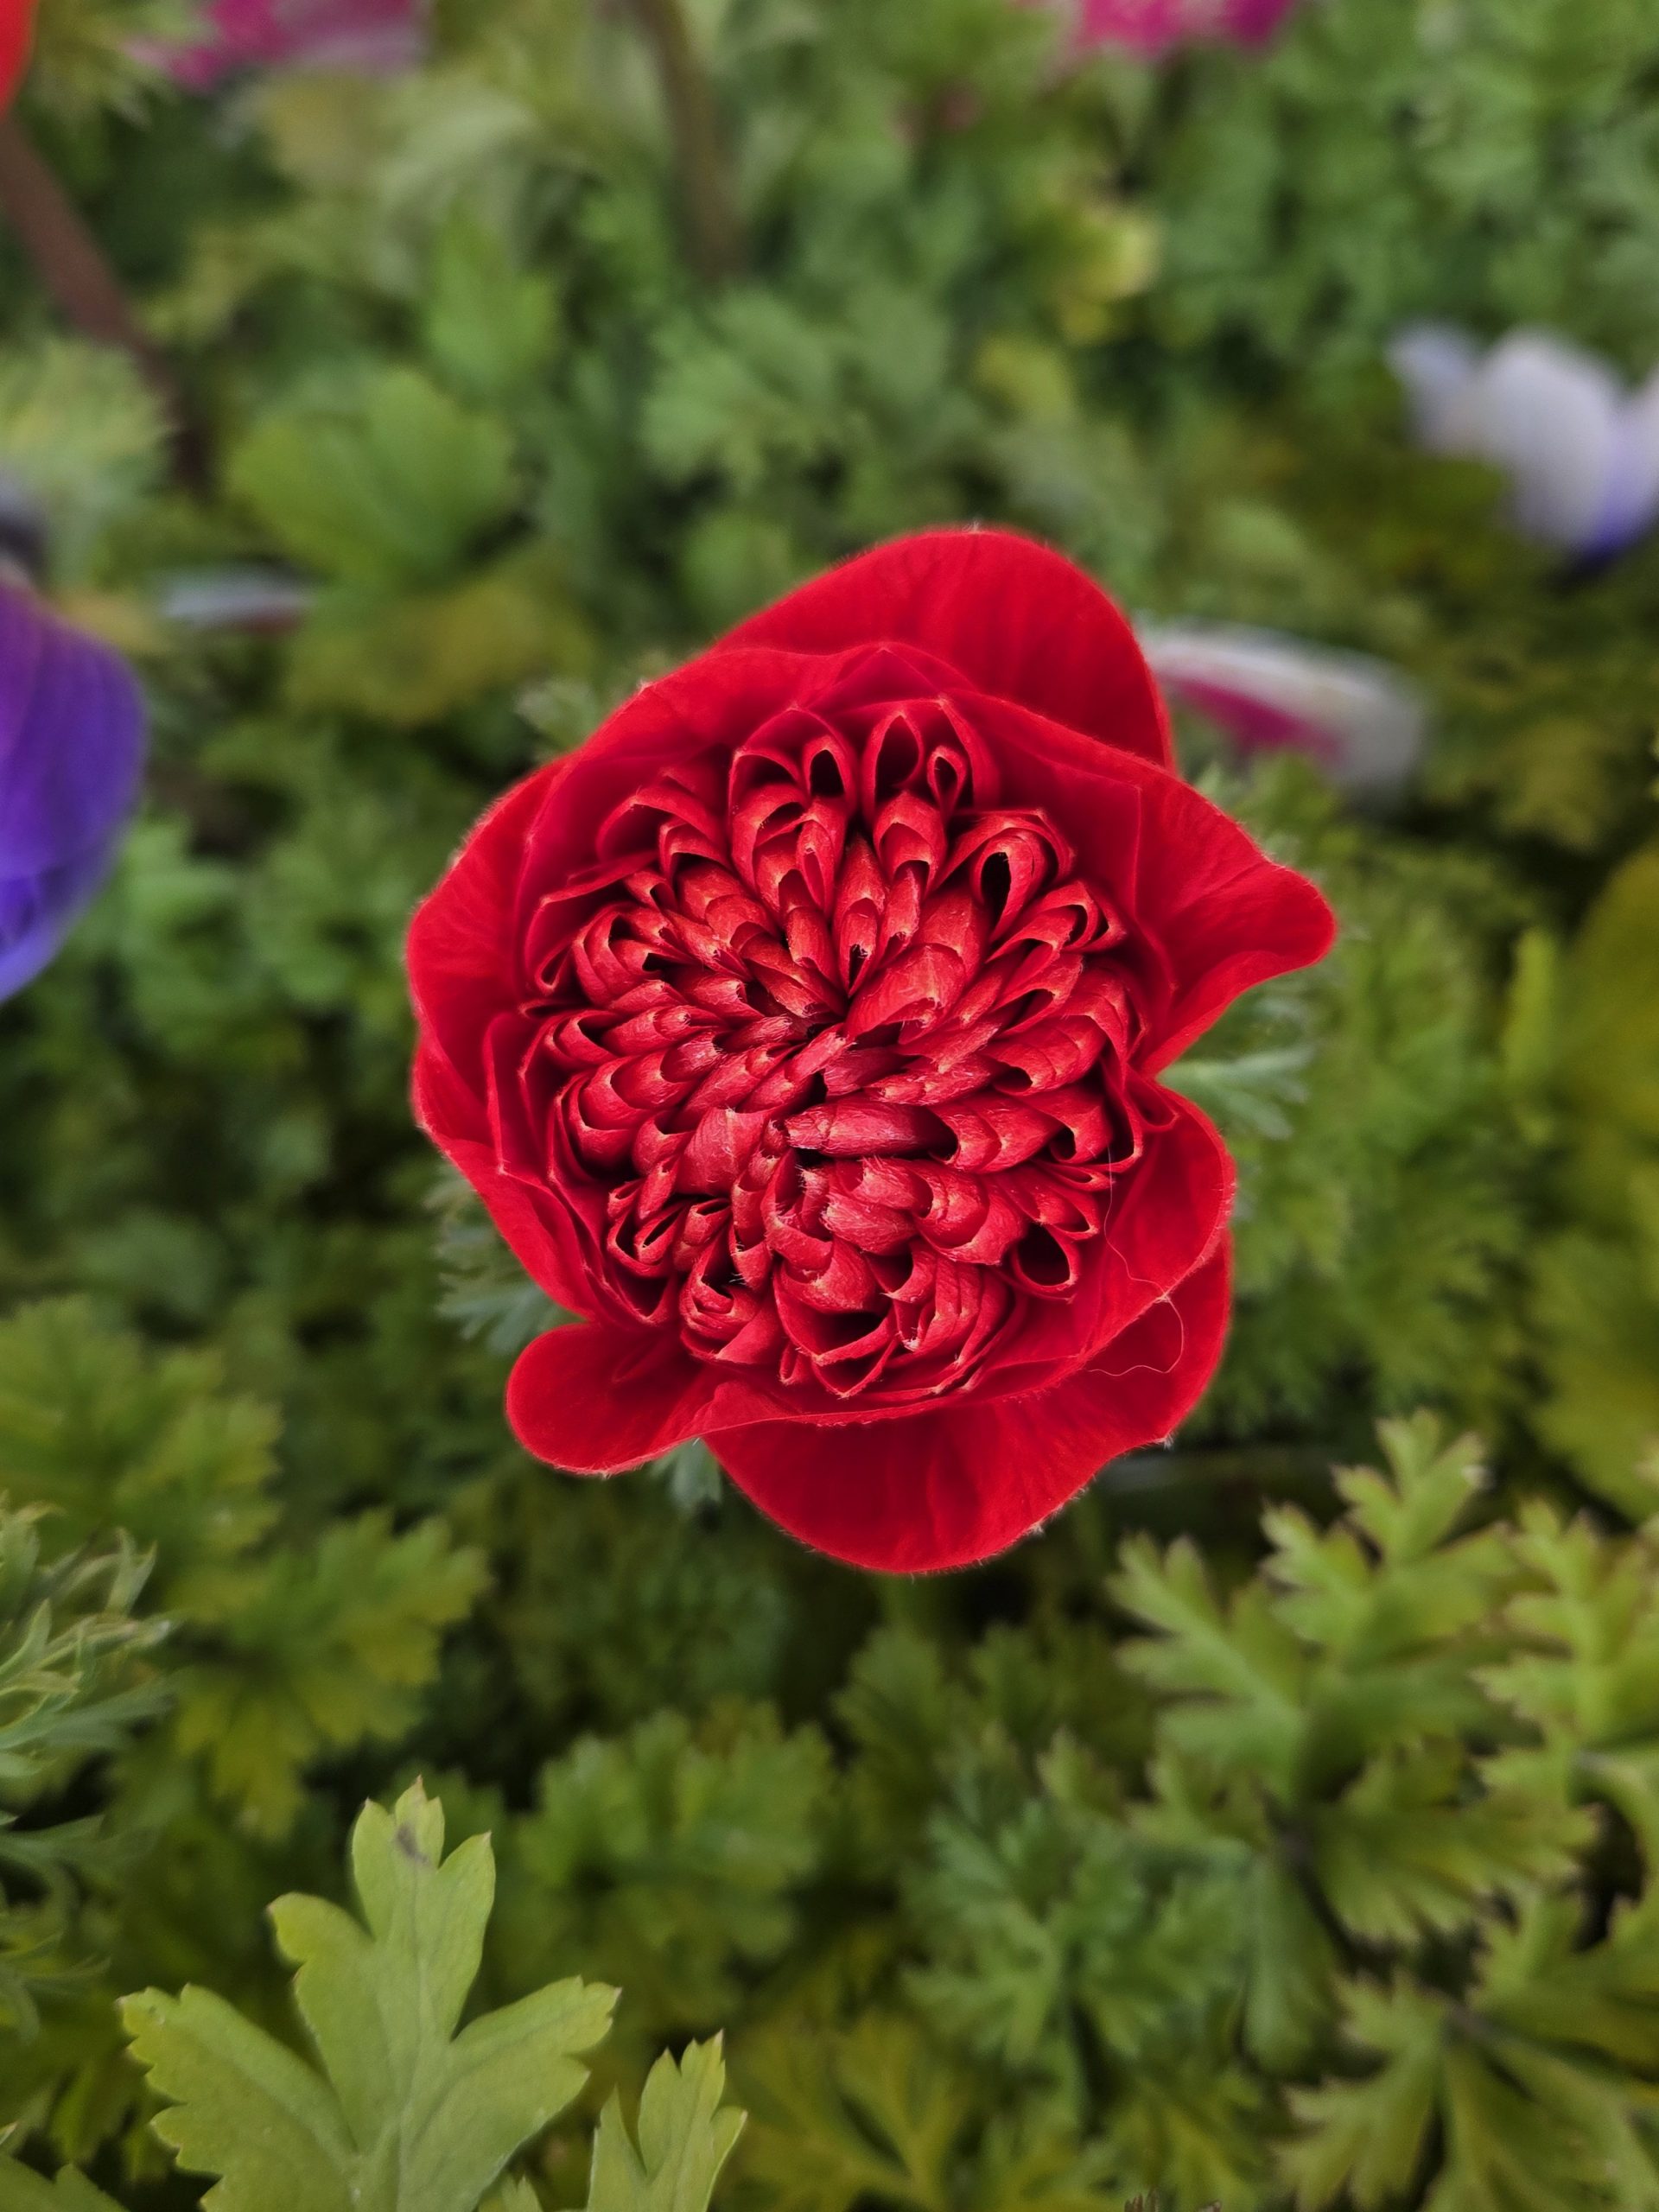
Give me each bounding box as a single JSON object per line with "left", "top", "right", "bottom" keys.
{"left": 0, "top": 583, "right": 146, "bottom": 1005}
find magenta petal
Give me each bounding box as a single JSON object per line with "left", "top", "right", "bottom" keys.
{"left": 146, "top": 0, "right": 428, "bottom": 87}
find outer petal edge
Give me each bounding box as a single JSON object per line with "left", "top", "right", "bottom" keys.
{"left": 709, "top": 1240, "right": 1231, "bottom": 1573}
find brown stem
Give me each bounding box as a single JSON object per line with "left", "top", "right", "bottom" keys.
{"left": 0, "top": 112, "right": 204, "bottom": 483}
{"left": 625, "top": 0, "right": 742, "bottom": 284}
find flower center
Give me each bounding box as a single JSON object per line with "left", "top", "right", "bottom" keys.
{"left": 528, "top": 706, "right": 1147, "bottom": 1404}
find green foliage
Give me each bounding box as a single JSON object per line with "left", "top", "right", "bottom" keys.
{"left": 16, "top": 0, "right": 191, "bottom": 120}
{"left": 4, "top": 0, "right": 1659, "bottom": 2206}
{"left": 229, "top": 367, "right": 514, "bottom": 590}
{"left": 0, "top": 1511, "right": 165, "bottom": 2039}
{"left": 0, "top": 343, "right": 166, "bottom": 588}
{"left": 0, "top": 2159, "right": 122, "bottom": 2212}
{"left": 124, "top": 1779, "right": 615, "bottom": 2211}
{"left": 842, "top": 1420, "right": 1659, "bottom": 2212}
{"left": 1139, "top": 0, "right": 1659, "bottom": 374}
{"left": 3, "top": 1782, "right": 741, "bottom": 2212}
{"left": 584, "top": 2040, "right": 744, "bottom": 2212}
{"left": 496, "top": 1708, "right": 830, "bottom": 2040}
{"left": 1176, "top": 770, "right": 1535, "bottom": 1440}
{"left": 0, "top": 1304, "right": 484, "bottom": 1838}
{"left": 1521, "top": 846, "right": 1659, "bottom": 1515}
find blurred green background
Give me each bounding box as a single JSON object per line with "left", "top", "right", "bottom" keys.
{"left": 3, "top": 1, "right": 1659, "bottom": 2205}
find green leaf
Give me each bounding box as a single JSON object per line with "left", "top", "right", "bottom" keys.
{"left": 1484, "top": 1497, "right": 1659, "bottom": 1863}
{"left": 171, "top": 1513, "right": 486, "bottom": 1835}
{"left": 499, "top": 1708, "right": 828, "bottom": 2027}
{"left": 0, "top": 2160, "right": 124, "bottom": 2212}
{"left": 0, "top": 1300, "right": 277, "bottom": 1580}
{"left": 0, "top": 1504, "right": 168, "bottom": 2036}
{"left": 425, "top": 210, "right": 560, "bottom": 404}
{"left": 0, "top": 339, "right": 165, "bottom": 582}
{"left": 1312, "top": 1745, "right": 1588, "bottom": 1945}
{"left": 123, "top": 1781, "right": 616, "bottom": 2212}
{"left": 1113, "top": 1535, "right": 1305, "bottom": 1789}
{"left": 1534, "top": 844, "right": 1659, "bottom": 1514}
{"left": 230, "top": 367, "right": 515, "bottom": 589}
{"left": 285, "top": 557, "right": 590, "bottom": 728}
{"left": 585, "top": 2037, "right": 744, "bottom": 2212}
{"left": 738, "top": 2014, "right": 968, "bottom": 2212}
{"left": 1238, "top": 1858, "right": 1336, "bottom": 2073}
{"left": 1286, "top": 1893, "right": 1659, "bottom": 2211}
{"left": 122, "top": 1982, "right": 357, "bottom": 2211}
{"left": 1283, "top": 1980, "right": 1445, "bottom": 2211}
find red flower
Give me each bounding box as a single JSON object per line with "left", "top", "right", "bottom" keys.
{"left": 409, "top": 531, "right": 1333, "bottom": 1572}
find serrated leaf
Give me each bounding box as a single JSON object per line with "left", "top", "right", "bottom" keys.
{"left": 124, "top": 1782, "right": 616, "bottom": 2212}
{"left": 1283, "top": 1980, "right": 1445, "bottom": 2211}
{"left": 738, "top": 2013, "right": 967, "bottom": 2212}
{"left": 585, "top": 2037, "right": 744, "bottom": 2212}
{"left": 1483, "top": 1500, "right": 1659, "bottom": 1863}
{"left": 172, "top": 1515, "right": 486, "bottom": 1835}
{"left": 500, "top": 1708, "right": 828, "bottom": 2026}
{"left": 0, "top": 2162, "right": 124, "bottom": 2212}
{"left": 425, "top": 210, "right": 559, "bottom": 404}
{"left": 121, "top": 1982, "right": 356, "bottom": 2211}
{"left": 230, "top": 367, "right": 514, "bottom": 589}
{"left": 1312, "top": 1747, "right": 1588, "bottom": 1945}
{"left": 1113, "top": 1536, "right": 1305, "bottom": 1787}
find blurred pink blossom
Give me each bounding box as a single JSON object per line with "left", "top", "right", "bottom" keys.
{"left": 1036, "top": 0, "right": 1301, "bottom": 57}
{"left": 149, "top": 0, "right": 426, "bottom": 89}
{"left": 1141, "top": 621, "right": 1425, "bottom": 798}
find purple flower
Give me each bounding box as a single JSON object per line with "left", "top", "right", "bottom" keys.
{"left": 1032, "top": 0, "right": 1302, "bottom": 57}
{"left": 1390, "top": 325, "right": 1659, "bottom": 561}
{"left": 1, "top": 583, "right": 145, "bottom": 1004}
{"left": 144, "top": 0, "right": 426, "bottom": 90}
{"left": 1140, "top": 620, "right": 1425, "bottom": 798}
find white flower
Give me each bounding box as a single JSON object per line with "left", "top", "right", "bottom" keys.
{"left": 1390, "top": 324, "right": 1659, "bottom": 558}
{"left": 1140, "top": 621, "right": 1425, "bottom": 798}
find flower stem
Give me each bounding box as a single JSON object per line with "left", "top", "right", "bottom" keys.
{"left": 625, "top": 0, "right": 742, "bottom": 284}
{"left": 0, "top": 112, "right": 203, "bottom": 481}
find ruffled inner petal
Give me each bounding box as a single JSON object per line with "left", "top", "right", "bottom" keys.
{"left": 486, "top": 664, "right": 1230, "bottom": 1419}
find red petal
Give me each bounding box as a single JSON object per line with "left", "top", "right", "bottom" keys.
{"left": 507, "top": 1323, "right": 709, "bottom": 1470}
{"left": 722, "top": 529, "right": 1173, "bottom": 768}
{"left": 413, "top": 1040, "right": 595, "bottom": 1314}
{"left": 1129, "top": 772, "right": 1337, "bottom": 1071}
{"left": 708, "top": 1241, "right": 1231, "bottom": 1573}
{"left": 407, "top": 760, "right": 566, "bottom": 1084}
{"left": 0, "top": 0, "right": 36, "bottom": 108}
{"left": 993, "top": 1086, "right": 1232, "bottom": 1382}
{"left": 964, "top": 692, "right": 1337, "bottom": 1065}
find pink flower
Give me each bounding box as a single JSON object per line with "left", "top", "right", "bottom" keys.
{"left": 149, "top": 0, "right": 425, "bottom": 89}
{"left": 1139, "top": 623, "right": 1426, "bottom": 798}
{"left": 1038, "top": 0, "right": 1301, "bottom": 57}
